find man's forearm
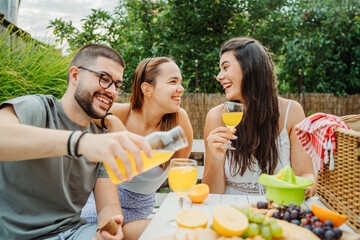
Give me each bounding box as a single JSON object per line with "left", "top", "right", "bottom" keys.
{"left": 0, "top": 124, "right": 70, "bottom": 161}
{"left": 97, "top": 202, "right": 124, "bottom": 226}
{"left": 94, "top": 178, "right": 124, "bottom": 226}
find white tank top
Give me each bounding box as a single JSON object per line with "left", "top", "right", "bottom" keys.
{"left": 120, "top": 166, "right": 169, "bottom": 194}
{"left": 224, "top": 101, "right": 292, "bottom": 195}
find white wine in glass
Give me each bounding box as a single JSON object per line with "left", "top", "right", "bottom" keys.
{"left": 221, "top": 101, "right": 243, "bottom": 150}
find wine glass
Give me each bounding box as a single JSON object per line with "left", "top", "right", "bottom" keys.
{"left": 221, "top": 101, "right": 243, "bottom": 150}
{"left": 168, "top": 158, "right": 198, "bottom": 209}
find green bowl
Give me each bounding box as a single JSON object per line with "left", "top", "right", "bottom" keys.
{"left": 258, "top": 174, "right": 313, "bottom": 206}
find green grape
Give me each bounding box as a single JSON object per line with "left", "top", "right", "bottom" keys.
{"left": 256, "top": 223, "right": 262, "bottom": 231}
{"left": 270, "top": 224, "right": 283, "bottom": 238}
{"left": 267, "top": 217, "right": 277, "bottom": 225}
{"left": 261, "top": 226, "right": 272, "bottom": 240}
{"left": 246, "top": 208, "right": 254, "bottom": 216}
{"left": 247, "top": 223, "right": 259, "bottom": 237}
{"left": 248, "top": 213, "right": 255, "bottom": 222}
{"left": 254, "top": 214, "right": 265, "bottom": 224}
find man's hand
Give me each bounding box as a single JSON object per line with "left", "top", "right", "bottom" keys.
{"left": 78, "top": 131, "right": 153, "bottom": 181}
{"left": 93, "top": 215, "right": 124, "bottom": 240}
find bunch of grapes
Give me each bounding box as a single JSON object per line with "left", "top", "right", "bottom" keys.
{"left": 237, "top": 206, "right": 282, "bottom": 240}
{"left": 271, "top": 203, "right": 342, "bottom": 240}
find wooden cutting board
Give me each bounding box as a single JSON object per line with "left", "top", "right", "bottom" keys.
{"left": 156, "top": 225, "right": 360, "bottom": 240}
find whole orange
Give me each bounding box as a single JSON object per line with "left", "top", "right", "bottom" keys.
{"left": 311, "top": 204, "right": 347, "bottom": 227}
{"left": 188, "top": 183, "right": 209, "bottom": 203}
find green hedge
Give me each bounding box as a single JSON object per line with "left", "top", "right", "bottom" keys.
{"left": 0, "top": 26, "right": 71, "bottom": 102}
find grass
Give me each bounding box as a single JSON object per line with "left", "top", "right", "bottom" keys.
{"left": 0, "top": 25, "right": 72, "bottom": 102}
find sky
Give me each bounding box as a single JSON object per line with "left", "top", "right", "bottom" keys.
{"left": 17, "top": 0, "right": 119, "bottom": 49}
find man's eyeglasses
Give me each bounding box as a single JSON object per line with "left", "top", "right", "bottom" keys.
{"left": 78, "top": 66, "right": 126, "bottom": 95}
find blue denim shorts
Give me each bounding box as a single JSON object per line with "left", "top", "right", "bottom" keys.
{"left": 44, "top": 224, "right": 97, "bottom": 240}
{"left": 81, "top": 186, "right": 155, "bottom": 224}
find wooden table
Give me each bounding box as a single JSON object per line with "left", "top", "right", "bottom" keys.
{"left": 140, "top": 193, "right": 355, "bottom": 240}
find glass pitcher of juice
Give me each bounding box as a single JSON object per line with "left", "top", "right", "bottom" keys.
{"left": 104, "top": 125, "right": 188, "bottom": 184}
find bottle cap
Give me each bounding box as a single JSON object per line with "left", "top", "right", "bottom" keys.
{"left": 144, "top": 126, "right": 188, "bottom": 151}
{"left": 166, "top": 126, "right": 188, "bottom": 151}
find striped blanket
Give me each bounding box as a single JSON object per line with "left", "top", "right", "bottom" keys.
{"left": 294, "top": 113, "right": 350, "bottom": 171}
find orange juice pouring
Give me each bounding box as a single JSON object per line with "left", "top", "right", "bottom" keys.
{"left": 105, "top": 126, "right": 188, "bottom": 184}
{"left": 221, "top": 101, "right": 243, "bottom": 150}
{"left": 104, "top": 150, "right": 175, "bottom": 184}
{"left": 168, "top": 159, "right": 198, "bottom": 208}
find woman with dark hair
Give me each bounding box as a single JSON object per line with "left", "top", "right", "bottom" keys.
{"left": 202, "top": 37, "right": 316, "bottom": 198}
{"left": 82, "top": 57, "right": 193, "bottom": 240}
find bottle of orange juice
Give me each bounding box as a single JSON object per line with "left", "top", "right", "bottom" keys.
{"left": 104, "top": 126, "right": 188, "bottom": 184}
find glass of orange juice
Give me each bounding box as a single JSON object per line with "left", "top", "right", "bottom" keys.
{"left": 168, "top": 158, "right": 198, "bottom": 209}
{"left": 221, "top": 101, "right": 243, "bottom": 150}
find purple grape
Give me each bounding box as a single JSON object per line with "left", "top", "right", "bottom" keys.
{"left": 303, "top": 224, "right": 312, "bottom": 231}
{"left": 290, "top": 210, "right": 299, "bottom": 219}
{"left": 305, "top": 213, "right": 313, "bottom": 220}
{"left": 299, "top": 210, "right": 305, "bottom": 218}
{"left": 324, "top": 229, "right": 336, "bottom": 240}
{"left": 312, "top": 227, "right": 325, "bottom": 238}
{"left": 257, "top": 201, "right": 268, "bottom": 209}
{"left": 332, "top": 228, "right": 342, "bottom": 239}
{"left": 272, "top": 211, "right": 281, "bottom": 219}
{"left": 324, "top": 226, "right": 331, "bottom": 231}
{"left": 283, "top": 212, "right": 291, "bottom": 222}
{"left": 323, "top": 220, "right": 334, "bottom": 229}
{"left": 304, "top": 209, "right": 313, "bottom": 215}
{"left": 314, "top": 221, "right": 322, "bottom": 228}
{"left": 301, "top": 219, "right": 309, "bottom": 225}
{"left": 291, "top": 219, "right": 301, "bottom": 226}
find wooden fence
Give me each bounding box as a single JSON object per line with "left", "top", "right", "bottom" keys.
{"left": 117, "top": 93, "right": 360, "bottom": 139}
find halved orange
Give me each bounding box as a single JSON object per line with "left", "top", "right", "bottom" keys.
{"left": 188, "top": 184, "right": 210, "bottom": 203}
{"left": 212, "top": 206, "right": 249, "bottom": 237}
{"left": 311, "top": 204, "right": 347, "bottom": 227}
{"left": 175, "top": 209, "right": 208, "bottom": 229}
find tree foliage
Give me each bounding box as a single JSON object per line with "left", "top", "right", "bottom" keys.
{"left": 48, "top": 0, "right": 360, "bottom": 95}
{"left": 278, "top": 0, "right": 360, "bottom": 95}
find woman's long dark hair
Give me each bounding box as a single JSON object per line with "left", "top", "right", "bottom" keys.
{"left": 130, "top": 57, "right": 178, "bottom": 131}
{"left": 221, "top": 37, "right": 280, "bottom": 176}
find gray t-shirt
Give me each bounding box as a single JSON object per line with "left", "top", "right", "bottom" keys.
{"left": 0, "top": 94, "right": 108, "bottom": 240}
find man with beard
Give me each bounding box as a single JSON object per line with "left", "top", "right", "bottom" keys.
{"left": 0, "top": 44, "right": 152, "bottom": 240}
